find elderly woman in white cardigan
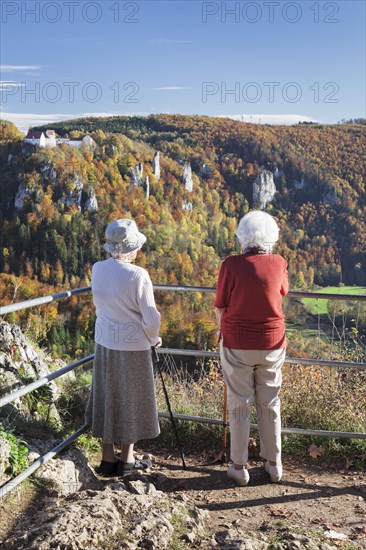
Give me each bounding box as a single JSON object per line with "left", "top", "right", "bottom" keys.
{"left": 85, "top": 219, "right": 161, "bottom": 476}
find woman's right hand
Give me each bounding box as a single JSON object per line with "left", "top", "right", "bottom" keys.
{"left": 214, "top": 307, "right": 226, "bottom": 328}
{"left": 153, "top": 337, "right": 162, "bottom": 348}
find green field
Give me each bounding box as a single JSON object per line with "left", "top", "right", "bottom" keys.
{"left": 302, "top": 286, "right": 366, "bottom": 315}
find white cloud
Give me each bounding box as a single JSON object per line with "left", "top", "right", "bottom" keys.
{"left": 1, "top": 110, "right": 322, "bottom": 133}
{"left": 0, "top": 65, "right": 41, "bottom": 72}
{"left": 0, "top": 81, "right": 25, "bottom": 89}
{"left": 152, "top": 86, "right": 192, "bottom": 91}
{"left": 217, "top": 113, "right": 321, "bottom": 125}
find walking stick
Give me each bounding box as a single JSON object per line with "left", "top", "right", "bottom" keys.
{"left": 222, "top": 382, "right": 229, "bottom": 463}
{"left": 151, "top": 347, "right": 187, "bottom": 470}
{"left": 217, "top": 330, "right": 229, "bottom": 463}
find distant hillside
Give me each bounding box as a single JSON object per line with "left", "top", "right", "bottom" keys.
{"left": 4, "top": 114, "right": 365, "bottom": 285}
{"left": 0, "top": 115, "right": 365, "bottom": 355}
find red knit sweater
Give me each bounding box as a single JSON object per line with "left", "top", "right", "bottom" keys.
{"left": 215, "top": 253, "right": 289, "bottom": 350}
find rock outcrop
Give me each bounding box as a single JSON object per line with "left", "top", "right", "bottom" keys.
{"left": 84, "top": 186, "right": 98, "bottom": 213}
{"left": 293, "top": 175, "right": 306, "bottom": 190}
{"left": 61, "top": 176, "right": 98, "bottom": 213}
{"left": 323, "top": 182, "right": 339, "bottom": 205}
{"left": 15, "top": 161, "right": 57, "bottom": 210}
{"left": 27, "top": 440, "right": 101, "bottom": 495}
{"left": 130, "top": 162, "right": 144, "bottom": 186}
{"left": 2, "top": 474, "right": 208, "bottom": 550}
{"left": 252, "top": 172, "right": 276, "bottom": 209}
{"left": 14, "top": 181, "right": 31, "bottom": 211}
{"left": 14, "top": 167, "right": 98, "bottom": 213}
{"left": 200, "top": 163, "right": 211, "bottom": 177}
{"left": 40, "top": 162, "right": 57, "bottom": 182}
{"left": 0, "top": 437, "right": 11, "bottom": 484}
{"left": 145, "top": 176, "right": 150, "bottom": 199}
{"left": 0, "top": 321, "right": 66, "bottom": 485}
{"left": 183, "top": 162, "right": 193, "bottom": 192}
{"left": 62, "top": 174, "right": 84, "bottom": 211}
{"left": 0, "top": 321, "right": 64, "bottom": 419}
{"left": 182, "top": 201, "right": 193, "bottom": 212}
{"left": 273, "top": 167, "right": 282, "bottom": 179}
{"left": 152, "top": 152, "right": 160, "bottom": 181}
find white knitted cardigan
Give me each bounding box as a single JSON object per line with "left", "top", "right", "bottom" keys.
{"left": 91, "top": 258, "right": 161, "bottom": 351}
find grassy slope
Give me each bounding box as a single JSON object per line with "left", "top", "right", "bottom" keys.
{"left": 302, "top": 286, "right": 366, "bottom": 315}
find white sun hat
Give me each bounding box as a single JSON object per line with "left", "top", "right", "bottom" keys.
{"left": 103, "top": 219, "right": 146, "bottom": 255}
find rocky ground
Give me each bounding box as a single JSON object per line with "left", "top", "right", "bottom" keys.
{"left": 0, "top": 445, "right": 365, "bottom": 549}
{"left": 2, "top": 322, "right": 365, "bottom": 548}
{"left": 149, "top": 451, "right": 366, "bottom": 549}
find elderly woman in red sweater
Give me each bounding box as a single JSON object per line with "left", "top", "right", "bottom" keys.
{"left": 215, "top": 211, "right": 289, "bottom": 486}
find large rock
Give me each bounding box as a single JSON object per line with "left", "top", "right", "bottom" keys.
{"left": 62, "top": 174, "right": 84, "bottom": 211}
{"left": 0, "top": 321, "right": 62, "bottom": 421}
{"left": 130, "top": 162, "right": 144, "bottom": 185}
{"left": 40, "top": 162, "right": 57, "bottom": 182}
{"left": 182, "top": 201, "right": 193, "bottom": 212}
{"left": 152, "top": 151, "right": 160, "bottom": 180}
{"left": 0, "top": 437, "right": 11, "bottom": 484}
{"left": 253, "top": 172, "right": 276, "bottom": 209}
{"left": 273, "top": 166, "right": 282, "bottom": 179}
{"left": 2, "top": 490, "right": 124, "bottom": 550}
{"left": 84, "top": 186, "right": 98, "bottom": 213}
{"left": 183, "top": 162, "right": 193, "bottom": 192}
{"left": 215, "top": 529, "right": 268, "bottom": 549}
{"left": 14, "top": 181, "right": 32, "bottom": 211}
{"left": 127, "top": 477, "right": 157, "bottom": 495}
{"left": 293, "top": 175, "right": 306, "bottom": 189}
{"left": 27, "top": 441, "right": 102, "bottom": 495}
{"left": 3, "top": 482, "right": 208, "bottom": 550}
{"left": 323, "top": 182, "right": 339, "bottom": 205}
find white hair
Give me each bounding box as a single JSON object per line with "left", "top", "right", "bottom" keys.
{"left": 110, "top": 247, "right": 139, "bottom": 262}
{"left": 236, "top": 211, "right": 279, "bottom": 253}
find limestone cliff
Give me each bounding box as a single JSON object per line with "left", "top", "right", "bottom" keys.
{"left": 183, "top": 162, "right": 193, "bottom": 192}
{"left": 14, "top": 180, "right": 32, "bottom": 211}
{"left": 0, "top": 321, "right": 63, "bottom": 415}
{"left": 252, "top": 172, "right": 276, "bottom": 209}
{"left": 15, "top": 170, "right": 98, "bottom": 213}
{"left": 0, "top": 321, "right": 65, "bottom": 484}
{"left": 83, "top": 186, "right": 99, "bottom": 213}
{"left": 130, "top": 162, "right": 144, "bottom": 185}
{"left": 152, "top": 152, "right": 160, "bottom": 181}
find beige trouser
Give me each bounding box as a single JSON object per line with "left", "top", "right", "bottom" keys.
{"left": 220, "top": 343, "right": 286, "bottom": 466}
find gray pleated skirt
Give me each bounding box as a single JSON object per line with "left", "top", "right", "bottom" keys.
{"left": 84, "top": 344, "right": 160, "bottom": 444}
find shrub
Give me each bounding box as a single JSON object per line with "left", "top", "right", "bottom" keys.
{"left": 0, "top": 422, "right": 29, "bottom": 475}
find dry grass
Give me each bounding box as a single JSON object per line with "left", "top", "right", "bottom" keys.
{"left": 154, "top": 350, "right": 366, "bottom": 465}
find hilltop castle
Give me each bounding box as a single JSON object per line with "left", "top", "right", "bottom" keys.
{"left": 24, "top": 130, "right": 94, "bottom": 149}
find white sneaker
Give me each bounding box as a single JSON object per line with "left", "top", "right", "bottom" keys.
{"left": 227, "top": 464, "right": 250, "bottom": 486}
{"left": 264, "top": 461, "right": 282, "bottom": 482}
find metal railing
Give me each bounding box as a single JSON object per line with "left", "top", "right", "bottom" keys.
{"left": 0, "top": 284, "right": 365, "bottom": 499}
{"left": 1, "top": 284, "right": 365, "bottom": 315}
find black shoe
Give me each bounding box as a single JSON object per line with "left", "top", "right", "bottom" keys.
{"left": 95, "top": 460, "right": 119, "bottom": 477}
{"left": 117, "top": 458, "right": 152, "bottom": 476}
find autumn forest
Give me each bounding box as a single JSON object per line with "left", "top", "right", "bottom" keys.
{"left": 0, "top": 115, "right": 365, "bottom": 359}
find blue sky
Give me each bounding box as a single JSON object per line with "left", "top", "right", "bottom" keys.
{"left": 1, "top": 0, "right": 365, "bottom": 131}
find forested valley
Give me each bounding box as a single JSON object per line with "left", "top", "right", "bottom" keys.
{"left": 1, "top": 115, "right": 365, "bottom": 360}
